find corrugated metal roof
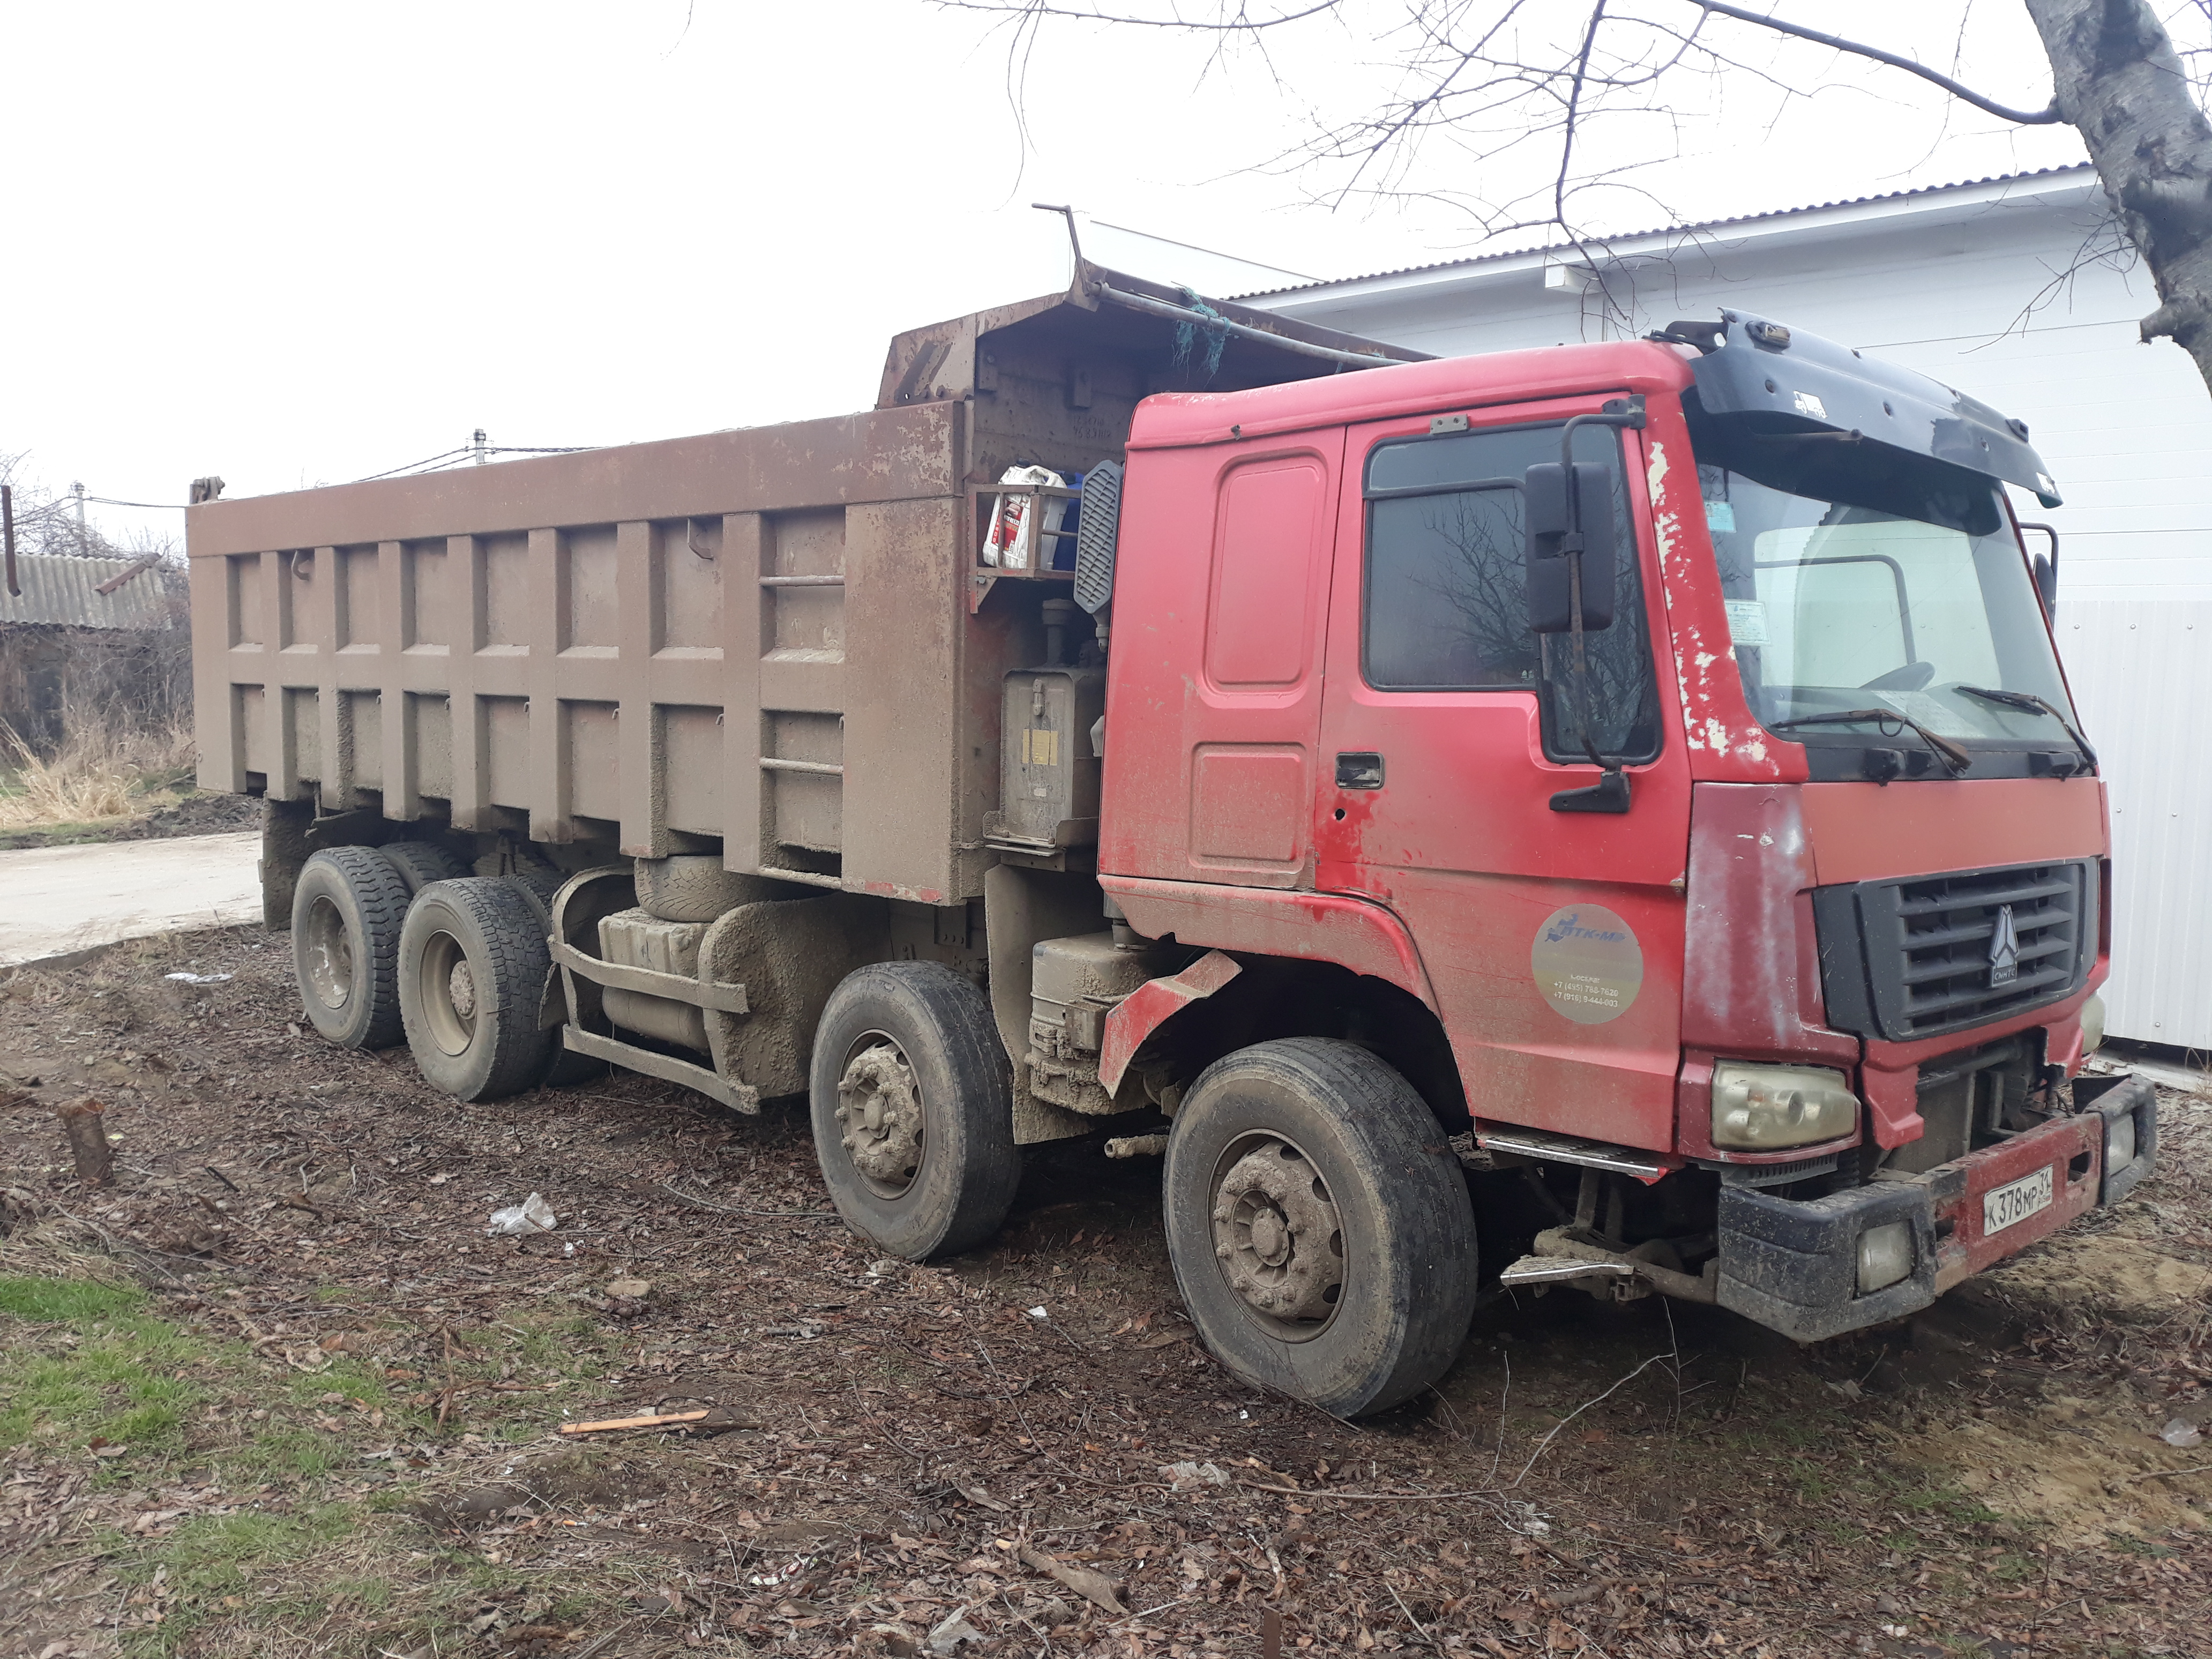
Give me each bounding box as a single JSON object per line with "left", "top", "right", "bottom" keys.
{"left": 1234, "top": 165, "right": 2099, "bottom": 300}
{"left": 0, "top": 552, "right": 177, "bottom": 631}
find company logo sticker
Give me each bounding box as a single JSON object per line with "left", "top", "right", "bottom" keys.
{"left": 1531, "top": 904, "right": 1644, "bottom": 1025}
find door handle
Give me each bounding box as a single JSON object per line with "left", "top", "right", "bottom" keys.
{"left": 1335, "top": 752, "right": 1385, "bottom": 790}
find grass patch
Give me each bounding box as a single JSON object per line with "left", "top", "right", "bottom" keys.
{"left": 0, "top": 1274, "right": 218, "bottom": 1459}
{"left": 0, "top": 1274, "right": 148, "bottom": 1322}
{"left": 1787, "top": 1456, "right": 1835, "bottom": 1504}
{"left": 2106, "top": 1531, "right": 2174, "bottom": 1558}
{"left": 1, "top": 1268, "right": 658, "bottom": 1656}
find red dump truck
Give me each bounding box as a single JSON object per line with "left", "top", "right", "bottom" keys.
{"left": 188, "top": 265, "right": 2155, "bottom": 1416}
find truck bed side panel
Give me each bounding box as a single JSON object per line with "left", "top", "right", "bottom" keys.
{"left": 188, "top": 404, "right": 976, "bottom": 894}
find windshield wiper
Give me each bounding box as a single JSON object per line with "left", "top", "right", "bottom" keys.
{"left": 1956, "top": 685, "right": 2098, "bottom": 772}
{"left": 1767, "top": 710, "right": 1974, "bottom": 776}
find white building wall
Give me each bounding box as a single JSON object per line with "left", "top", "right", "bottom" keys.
{"left": 1251, "top": 174, "right": 2212, "bottom": 1047}
{"left": 2057, "top": 601, "right": 2212, "bottom": 1049}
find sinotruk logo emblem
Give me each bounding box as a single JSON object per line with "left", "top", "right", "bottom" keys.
{"left": 1987, "top": 904, "right": 2020, "bottom": 988}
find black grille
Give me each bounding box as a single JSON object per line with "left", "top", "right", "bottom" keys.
{"left": 1813, "top": 860, "right": 2096, "bottom": 1043}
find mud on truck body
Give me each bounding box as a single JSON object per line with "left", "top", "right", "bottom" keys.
{"left": 188, "top": 267, "right": 2156, "bottom": 1417}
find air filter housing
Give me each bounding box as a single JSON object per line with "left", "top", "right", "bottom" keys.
{"left": 1072, "top": 459, "right": 1123, "bottom": 616}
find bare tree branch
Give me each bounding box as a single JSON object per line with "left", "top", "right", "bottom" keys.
{"left": 1693, "top": 1, "right": 2061, "bottom": 124}
{"left": 935, "top": 0, "right": 1340, "bottom": 30}
{"left": 937, "top": 0, "right": 2212, "bottom": 387}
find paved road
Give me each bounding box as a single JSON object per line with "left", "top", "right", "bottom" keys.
{"left": 0, "top": 832, "right": 262, "bottom": 968}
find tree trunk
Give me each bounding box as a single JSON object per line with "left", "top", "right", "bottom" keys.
{"left": 57, "top": 1098, "right": 114, "bottom": 1187}
{"left": 2024, "top": 0, "right": 2212, "bottom": 394}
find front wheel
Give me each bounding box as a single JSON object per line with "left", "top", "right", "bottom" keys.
{"left": 1163, "top": 1038, "right": 1478, "bottom": 1418}
{"left": 808, "top": 962, "right": 1020, "bottom": 1261}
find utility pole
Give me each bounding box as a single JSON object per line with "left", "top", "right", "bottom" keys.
{"left": 3, "top": 484, "right": 18, "bottom": 597}
{"left": 472, "top": 428, "right": 488, "bottom": 466}
{"left": 71, "top": 481, "right": 88, "bottom": 553}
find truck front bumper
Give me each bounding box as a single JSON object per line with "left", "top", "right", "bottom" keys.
{"left": 1715, "top": 1074, "right": 2157, "bottom": 1342}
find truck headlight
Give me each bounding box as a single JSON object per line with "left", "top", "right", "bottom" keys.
{"left": 1710, "top": 1062, "right": 1859, "bottom": 1151}
{"left": 2080, "top": 993, "right": 2105, "bottom": 1056}
{"left": 1856, "top": 1222, "right": 1914, "bottom": 1295}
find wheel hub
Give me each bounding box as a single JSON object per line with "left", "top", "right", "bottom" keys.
{"left": 447, "top": 960, "right": 477, "bottom": 1021}
{"left": 1211, "top": 1139, "right": 1344, "bottom": 1324}
{"left": 303, "top": 896, "right": 353, "bottom": 1010}
{"left": 418, "top": 930, "right": 477, "bottom": 1058}
{"left": 836, "top": 1042, "right": 923, "bottom": 1196}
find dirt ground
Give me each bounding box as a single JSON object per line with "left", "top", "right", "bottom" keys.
{"left": 3, "top": 925, "right": 2209, "bottom": 1659}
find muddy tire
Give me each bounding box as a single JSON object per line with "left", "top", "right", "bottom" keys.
{"left": 499, "top": 863, "right": 566, "bottom": 929}
{"left": 809, "top": 962, "right": 1020, "bottom": 1261}
{"left": 398, "top": 878, "right": 556, "bottom": 1102}
{"left": 1163, "top": 1038, "right": 1478, "bottom": 1418}
{"left": 290, "top": 846, "right": 412, "bottom": 1050}
{"left": 378, "top": 840, "right": 468, "bottom": 895}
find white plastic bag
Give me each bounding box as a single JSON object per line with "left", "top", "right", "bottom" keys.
{"left": 981, "top": 464, "right": 1066, "bottom": 571}
{"left": 487, "top": 1192, "right": 557, "bottom": 1235}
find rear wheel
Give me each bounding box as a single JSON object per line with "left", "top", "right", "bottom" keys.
{"left": 809, "top": 963, "right": 1020, "bottom": 1260}
{"left": 398, "top": 878, "right": 557, "bottom": 1102}
{"left": 290, "top": 847, "right": 412, "bottom": 1050}
{"left": 1163, "top": 1038, "right": 1478, "bottom": 1418}
{"left": 378, "top": 840, "right": 468, "bottom": 895}
{"left": 500, "top": 862, "right": 565, "bottom": 927}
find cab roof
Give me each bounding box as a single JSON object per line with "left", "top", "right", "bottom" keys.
{"left": 1126, "top": 339, "right": 1698, "bottom": 450}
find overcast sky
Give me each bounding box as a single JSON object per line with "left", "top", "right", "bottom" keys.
{"left": 3, "top": 1, "right": 2123, "bottom": 549}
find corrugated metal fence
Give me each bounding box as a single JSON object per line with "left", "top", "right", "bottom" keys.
{"left": 2059, "top": 600, "right": 2212, "bottom": 1050}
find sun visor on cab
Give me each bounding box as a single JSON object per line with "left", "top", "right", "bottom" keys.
{"left": 1671, "top": 309, "right": 2062, "bottom": 509}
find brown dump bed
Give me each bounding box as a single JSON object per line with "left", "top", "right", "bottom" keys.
{"left": 188, "top": 265, "right": 1422, "bottom": 903}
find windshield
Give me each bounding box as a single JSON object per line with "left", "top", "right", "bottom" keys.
{"left": 1685, "top": 409, "right": 2078, "bottom": 761}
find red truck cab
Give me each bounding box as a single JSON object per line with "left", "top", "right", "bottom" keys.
{"left": 1083, "top": 310, "right": 2152, "bottom": 1405}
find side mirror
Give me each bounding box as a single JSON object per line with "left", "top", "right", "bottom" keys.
{"left": 1523, "top": 461, "right": 1617, "bottom": 633}
{"left": 2020, "top": 522, "right": 2059, "bottom": 620}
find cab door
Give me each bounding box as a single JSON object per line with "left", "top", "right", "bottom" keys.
{"left": 1314, "top": 401, "right": 1691, "bottom": 1151}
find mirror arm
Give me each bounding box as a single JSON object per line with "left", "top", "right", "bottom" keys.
{"left": 1549, "top": 397, "right": 1646, "bottom": 815}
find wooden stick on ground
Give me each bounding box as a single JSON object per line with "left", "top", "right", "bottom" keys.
{"left": 559, "top": 1410, "right": 710, "bottom": 1436}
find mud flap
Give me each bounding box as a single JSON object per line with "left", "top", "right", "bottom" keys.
{"left": 538, "top": 964, "right": 566, "bottom": 1032}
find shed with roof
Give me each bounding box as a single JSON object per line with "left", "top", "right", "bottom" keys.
{"left": 0, "top": 551, "right": 185, "bottom": 749}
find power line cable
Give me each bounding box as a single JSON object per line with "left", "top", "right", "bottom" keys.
{"left": 350, "top": 443, "right": 598, "bottom": 484}
{"left": 2, "top": 445, "right": 608, "bottom": 514}
{"left": 349, "top": 447, "right": 473, "bottom": 483}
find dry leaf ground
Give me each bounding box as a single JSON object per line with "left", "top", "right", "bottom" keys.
{"left": 2, "top": 924, "right": 2208, "bottom": 1658}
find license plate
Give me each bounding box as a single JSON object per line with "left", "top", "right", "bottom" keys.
{"left": 1984, "top": 1165, "right": 2055, "bottom": 1236}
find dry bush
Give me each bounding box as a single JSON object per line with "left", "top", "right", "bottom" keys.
{"left": 0, "top": 712, "right": 196, "bottom": 827}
